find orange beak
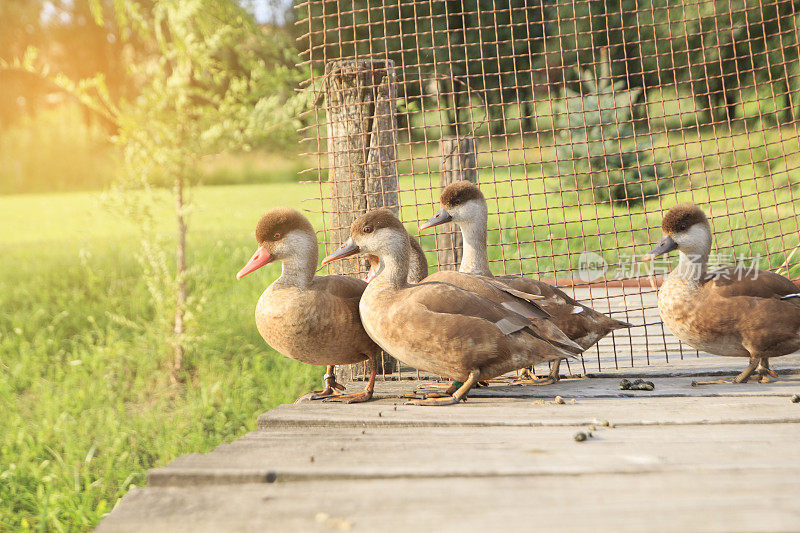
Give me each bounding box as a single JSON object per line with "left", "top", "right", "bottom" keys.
{"left": 237, "top": 246, "right": 273, "bottom": 279}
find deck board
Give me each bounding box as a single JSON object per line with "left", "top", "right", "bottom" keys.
{"left": 97, "top": 365, "right": 800, "bottom": 532}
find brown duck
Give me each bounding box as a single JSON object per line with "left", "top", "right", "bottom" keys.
{"left": 420, "top": 180, "right": 631, "bottom": 383}
{"left": 237, "top": 207, "right": 380, "bottom": 403}
{"left": 323, "top": 209, "right": 576, "bottom": 406}
{"left": 644, "top": 203, "right": 800, "bottom": 383}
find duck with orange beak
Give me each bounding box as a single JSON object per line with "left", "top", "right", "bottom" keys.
{"left": 237, "top": 207, "right": 380, "bottom": 403}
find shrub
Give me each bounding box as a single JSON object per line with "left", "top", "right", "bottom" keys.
{"left": 553, "top": 56, "right": 669, "bottom": 208}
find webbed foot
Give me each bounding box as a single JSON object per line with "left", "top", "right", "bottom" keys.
{"left": 294, "top": 366, "right": 347, "bottom": 403}
{"left": 404, "top": 395, "right": 463, "bottom": 406}
{"left": 322, "top": 389, "right": 373, "bottom": 403}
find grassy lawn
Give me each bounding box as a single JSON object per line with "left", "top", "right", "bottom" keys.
{"left": 0, "top": 183, "right": 326, "bottom": 530}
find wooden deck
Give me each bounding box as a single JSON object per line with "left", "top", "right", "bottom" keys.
{"left": 97, "top": 354, "right": 800, "bottom": 532}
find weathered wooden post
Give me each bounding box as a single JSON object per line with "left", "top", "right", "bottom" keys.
{"left": 325, "top": 59, "right": 399, "bottom": 373}
{"left": 437, "top": 136, "right": 477, "bottom": 269}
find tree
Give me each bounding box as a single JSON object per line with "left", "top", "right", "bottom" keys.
{"left": 3, "top": 0, "right": 308, "bottom": 382}
{"left": 554, "top": 52, "right": 669, "bottom": 207}
{"left": 105, "top": 0, "right": 306, "bottom": 381}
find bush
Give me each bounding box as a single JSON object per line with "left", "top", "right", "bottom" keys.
{"left": 553, "top": 57, "right": 670, "bottom": 208}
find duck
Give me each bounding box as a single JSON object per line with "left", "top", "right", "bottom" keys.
{"left": 643, "top": 203, "right": 800, "bottom": 383}
{"left": 322, "top": 209, "right": 576, "bottom": 406}
{"left": 236, "top": 207, "right": 380, "bottom": 403}
{"left": 420, "top": 180, "right": 632, "bottom": 383}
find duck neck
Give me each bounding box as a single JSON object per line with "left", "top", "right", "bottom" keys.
{"left": 458, "top": 216, "right": 492, "bottom": 277}
{"left": 369, "top": 234, "right": 411, "bottom": 290}
{"left": 407, "top": 245, "right": 428, "bottom": 284}
{"left": 274, "top": 232, "right": 317, "bottom": 290}
{"left": 672, "top": 250, "right": 709, "bottom": 285}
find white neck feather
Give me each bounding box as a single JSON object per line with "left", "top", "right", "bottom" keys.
{"left": 367, "top": 230, "right": 410, "bottom": 289}
{"left": 457, "top": 202, "right": 492, "bottom": 277}
{"left": 671, "top": 225, "right": 712, "bottom": 283}
{"left": 274, "top": 231, "right": 318, "bottom": 289}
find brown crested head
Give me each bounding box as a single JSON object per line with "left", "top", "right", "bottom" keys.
{"left": 661, "top": 204, "right": 708, "bottom": 235}
{"left": 237, "top": 207, "right": 316, "bottom": 279}
{"left": 440, "top": 180, "right": 484, "bottom": 209}
{"left": 255, "top": 206, "right": 315, "bottom": 244}
{"left": 349, "top": 208, "right": 407, "bottom": 239}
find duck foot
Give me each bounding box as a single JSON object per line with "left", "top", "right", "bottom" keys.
{"left": 521, "top": 375, "right": 558, "bottom": 386}
{"left": 692, "top": 378, "right": 738, "bottom": 386}
{"left": 693, "top": 357, "right": 761, "bottom": 385}
{"left": 418, "top": 380, "right": 489, "bottom": 390}
{"left": 322, "top": 361, "right": 377, "bottom": 403}
{"left": 294, "top": 365, "right": 347, "bottom": 403}
{"left": 516, "top": 362, "right": 563, "bottom": 386}
{"left": 416, "top": 381, "right": 455, "bottom": 390}
{"left": 404, "top": 395, "right": 464, "bottom": 406}
{"left": 322, "top": 389, "right": 373, "bottom": 404}
{"left": 487, "top": 368, "right": 537, "bottom": 385}
{"left": 757, "top": 358, "right": 778, "bottom": 383}
{"left": 404, "top": 370, "right": 480, "bottom": 407}
{"left": 294, "top": 386, "right": 344, "bottom": 403}
{"left": 409, "top": 378, "right": 488, "bottom": 399}
{"left": 402, "top": 388, "right": 455, "bottom": 400}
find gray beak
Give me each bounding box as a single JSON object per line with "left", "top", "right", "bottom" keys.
{"left": 322, "top": 238, "right": 360, "bottom": 265}
{"left": 642, "top": 235, "right": 678, "bottom": 261}
{"left": 419, "top": 208, "right": 453, "bottom": 230}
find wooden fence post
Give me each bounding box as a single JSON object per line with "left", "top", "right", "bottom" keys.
{"left": 437, "top": 136, "right": 478, "bottom": 269}
{"left": 325, "top": 58, "right": 399, "bottom": 374}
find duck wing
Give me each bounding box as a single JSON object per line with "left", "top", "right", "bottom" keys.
{"left": 405, "top": 280, "right": 578, "bottom": 359}
{"left": 422, "top": 271, "right": 582, "bottom": 354}
{"left": 706, "top": 268, "right": 800, "bottom": 301}
{"left": 310, "top": 276, "right": 380, "bottom": 355}
{"left": 497, "top": 275, "right": 632, "bottom": 348}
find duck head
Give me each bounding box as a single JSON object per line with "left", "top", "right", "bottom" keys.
{"left": 237, "top": 207, "right": 317, "bottom": 279}
{"left": 323, "top": 209, "right": 409, "bottom": 267}
{"left": 420, "top": 180, "right": 487, "bottom": 231}
{"left": 643, "top": 204, "right": 712, "bottom": 261}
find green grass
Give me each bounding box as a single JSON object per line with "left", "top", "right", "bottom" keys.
{"left": 396, "top": 126, "right": 800, "bottom": 279}
{"left": 0, "top": 183, "right": 325, "bottom": 530}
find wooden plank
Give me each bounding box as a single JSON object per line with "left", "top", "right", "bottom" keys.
{"left": 146, "top": 422, "right": 800, "bottom": 487}
{"left": 99, "top": 470, "right": 800, "bottom": 532}
{"left": 259, "top": 395, "right": 800, "bottom": 429}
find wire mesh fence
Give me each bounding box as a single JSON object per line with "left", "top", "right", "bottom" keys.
{"left": 294, "top": 0, "right": 800, "bottom": 377}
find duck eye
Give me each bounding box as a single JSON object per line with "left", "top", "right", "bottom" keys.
{"left": 273, "top": 232, "right": 281, "bottom": 239}
{"left": 363, "top": 226, "right": 373, "bottom": 234}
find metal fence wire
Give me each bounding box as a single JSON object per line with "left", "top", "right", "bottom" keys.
{"left": 293, "top": 0, "right": 800, "bottom": 378}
